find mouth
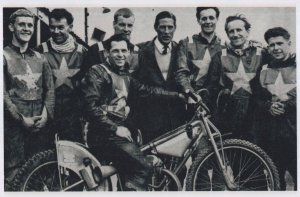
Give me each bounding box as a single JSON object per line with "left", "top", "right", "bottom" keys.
{"left": 232, "top": 37, "right": 243, "bottom": 41}
{"left": 203, "top": 24, "right": 214, "bottom": 29}
{"left": 162, "top": 36, "right": 171, "bottom": 40}
{"left": 20, "top": 32, "right": 31, "bottom": 36}
{"left": 273, "top": 52, "right": 283, "bottom": 56}
{"left": 115, "top": 58, "right": 126, "bottom": 63}
{"left": 54, "top": 35, "right": 63, "bottom": 39}
{"left": 123, "top": 32, "right": 131, "bottom": 36}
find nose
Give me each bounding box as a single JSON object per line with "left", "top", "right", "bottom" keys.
{"left": 24, "top": 24, "right": 30, "bottom": 31}
{"left": 54, "top": 28, "right": 59, "bottom": 33}
{"left": 117, "top": 51, "right": 123, "bottom": 56}
{"left": 165, "top": 27, "right": 170, "bottom": 34}
{"left": 274, "top": 44, "right": 279, "bottom": 50}
{"left": 232, "top": 30, "right": 239, "bottom": 37}
{"left": 124, "top": 25, "right": 129, "bottom": 32}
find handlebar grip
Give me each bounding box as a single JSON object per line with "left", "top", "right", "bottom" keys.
{"left": 185, "top": 89, "right": 200, "bottom": 102}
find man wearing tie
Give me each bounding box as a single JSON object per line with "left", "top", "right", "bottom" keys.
{"left": 132, "top": 11, "right": 186, "bottom": 144}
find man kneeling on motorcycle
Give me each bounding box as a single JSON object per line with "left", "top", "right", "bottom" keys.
{"left": 81, "top": 34, "right": 185, "bottom": 191}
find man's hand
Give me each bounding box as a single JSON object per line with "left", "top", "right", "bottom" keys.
{"left": 34, "top": 107, "right": 48, "bottom": 130}
{"left": 116, "top": 126, "right": 133, "bottom": 142}
{"left": 269, "top": 102, "right": 285, "bottom": 116}
{"left": 22, "top": 116, "right": 41, "bottom": 130}
{"left": 184, "top": 89, "right": 202, "bottom": 104}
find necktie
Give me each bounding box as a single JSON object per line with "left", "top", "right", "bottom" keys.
{"left": 162, "top": 45, "right": 168, "bottom": 55}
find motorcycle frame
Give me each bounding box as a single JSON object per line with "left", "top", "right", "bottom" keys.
{"left": 55, "top": 101, "right": 232, "bottom": 191}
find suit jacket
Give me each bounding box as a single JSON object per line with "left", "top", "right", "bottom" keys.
{"left": 131, "top": 38, "right": 186, "bottom": 143}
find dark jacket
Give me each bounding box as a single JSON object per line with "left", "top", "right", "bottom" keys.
{"left": 252, "top": 54, "right": 296, "bottom": 137}
{"left": 175, "top": 33, "right": 222, "bottom": 93}
{"left": 81, "top": 61, "right": 181, "bottom": 140}
{"left": 131, "top": 39, "right": 186, "bottom": 143}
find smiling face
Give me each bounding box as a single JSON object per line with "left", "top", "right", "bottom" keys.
{"left": 108, "top": 41, "right": 130, "bottom": 67}
{"left": 155, "top": 17, "right": 176, "bottom": 45}
{"left": 198, "top": 8, "right": 218, "bottom": 35}
{"left": 9, "top": 16, "right": 34, "bottom": 44}
{"left": 49, "top": 17, "right": 72, "bottom": 44}
{"left": 113, "top": 16, "right": 135, "bottom": 40}
{"left": 267, "top": 36, "right": 291, "bottom": 60}
{"left": 226, "top": 19, "right": 249, "bottom": 48}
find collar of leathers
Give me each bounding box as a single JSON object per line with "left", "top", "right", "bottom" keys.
{"left": 269, "top": 53, "right": 296, "bottom": 69}
{"left": 226, "top": 40, "right": 262, "bottom": 56}
{"left": 197, "top": 33, "right": 220, "bottom": 45}
{"left": 9, "top": 43, "right": 35, "bottom": 56}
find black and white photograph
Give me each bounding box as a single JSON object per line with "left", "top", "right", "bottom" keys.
{"left": 1, "top": 0, "right": 297, "bottom": 194}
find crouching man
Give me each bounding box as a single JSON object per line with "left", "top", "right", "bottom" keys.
{"left": 81, "top": 34, "right": 184, "bottom": 191}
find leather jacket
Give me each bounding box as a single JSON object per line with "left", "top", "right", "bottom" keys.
{"left": 81, "top": 61, "right": 181, "bottom": 136}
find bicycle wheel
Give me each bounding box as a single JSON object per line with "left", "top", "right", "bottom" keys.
{"left": 186, "top": 139, "right": 280, "bottom": 191}
{"left": 12, "top": 149, "right": 111, "bottom": 191}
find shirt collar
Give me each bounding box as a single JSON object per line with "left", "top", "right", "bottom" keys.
{"left": 154, "top": 37, "right": 172, "bottom": 54}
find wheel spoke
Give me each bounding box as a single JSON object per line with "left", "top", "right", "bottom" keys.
{"left": 190, "top": 140, "right": 278, "bottom": 191}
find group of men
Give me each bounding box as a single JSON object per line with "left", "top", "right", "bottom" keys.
{"left": 4, "top": 7, "right": 296, "bottom": 191}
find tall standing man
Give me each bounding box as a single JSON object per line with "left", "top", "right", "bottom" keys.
{"left": 176, "top": 7, "right": 222, "bottom": 96}
{"left": 36, "top": 8, "right": 88, "bottom": 142}
{"left": 132, "top": 11, "right": 186, "bottom": 143}
{"left": 85, "top": 8, "right": 140, "bottom": 73}
{"left": 207, "top": 14, "right": 267, "bottom": 139}
{"left": 4, "top": 9, "right": 54, "bottom": 190}
{"left": 252, "top": 27, "right": 296, "bottom": 190}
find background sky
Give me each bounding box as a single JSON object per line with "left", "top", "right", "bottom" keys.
{"left": 66, "top": 7, "right": 296, "bottom": 51}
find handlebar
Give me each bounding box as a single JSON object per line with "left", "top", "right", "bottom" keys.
{"left": 186, "top": 90, "right": 201, "bottom": 103}
{"left": 185, "top": 89, "right": 210, "bottom": 114}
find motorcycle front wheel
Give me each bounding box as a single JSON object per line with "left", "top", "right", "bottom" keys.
{"left": 11, "top": 149, "right": 111, "bottom": 191}
{"left": 186, "top": 139, "right": 280, "bottom": 191}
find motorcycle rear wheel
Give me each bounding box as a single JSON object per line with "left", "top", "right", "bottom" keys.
{"left": 12, "top": 149, "right": 112, "bottom": 191}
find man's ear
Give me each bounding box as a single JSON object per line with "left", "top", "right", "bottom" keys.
{"left": 69, "top": 23, "right": 73, "bottom": 30}
{"left": 8, "top": 23, "right": 14, "bottom": 32}
{"left": 288, "top": 40, "right": 291, "bottom": 46}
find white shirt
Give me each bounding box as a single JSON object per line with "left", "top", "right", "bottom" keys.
{"left": 154, "top": 38, "right": 172, "bottom": 80}
{"left": 154, "top": 38, "right": 172, "bottom": 54}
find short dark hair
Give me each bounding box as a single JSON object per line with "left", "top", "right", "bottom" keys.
{"left": 196, "top": 7, "right": 220, "bottom": 20}
{"left": 114, "top": 8, "right": 134, "bottom": 23}
{"left": 154, "top": 11, "right": 176, "bottom": 29}
{"left": 49, "top": 9, "right": 74, "bottom": 25}
{"left": 104, "top": 33, "right": 131, "bottom": 51}
{"left": 225, "top": 14, "right": 251, "bottom": 34}
{"left": 264, "top": 27, "right": 290, "bottom": 43}
{"left": 9, "top": 9, "right": 34, "bottom": 24}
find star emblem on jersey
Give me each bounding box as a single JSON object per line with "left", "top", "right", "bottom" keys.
{"left": 192, "top": 49, "right": 211, "bottom": 81}
{"left": 14, "top": 62, "right": 41, "bottom": 90}
{"left": 115, "top": 79, "right": 128, "bottom": 98}
{"left": 226, "top": 60, "right": 256, "bottom": 94}
{"left": 266, "top": 71, "right": 295, "bottom": 101}
{"left": 53, "top": 57, "right": 79, "bottom": 89}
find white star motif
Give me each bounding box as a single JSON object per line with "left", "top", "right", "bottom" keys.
{"left": 115, "top": 79, "right": 128, "bottom": 98}
{"left": 192, "top": 49, "right": 211, "bottom": 81}
{"left": 112, "top": 78, "right": 129, "bottom": 116}
{"left": 53, "top": 57, "right": 79, "bottom": 89}
{"left": 226, "top": 60, "right": 256, "bottom": 94}
{"left": 266, "top": 71, "right": 296, "bottom": 101}
{"left": 14, "top": 63, "right": 41, "bottom": 90}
